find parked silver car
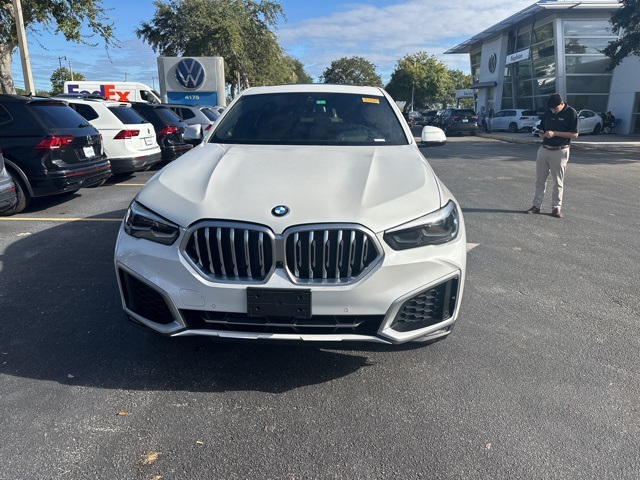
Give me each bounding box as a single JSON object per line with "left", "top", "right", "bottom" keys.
{"left": 166, "top": 104, "right": 221, "bottom": 144}
{"left": 0, "top": 149, "right": 18, "bottom": 215}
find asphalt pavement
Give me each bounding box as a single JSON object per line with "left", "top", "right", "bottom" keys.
{"left": 1, "top": 138, "right": 638, "bottom": 479}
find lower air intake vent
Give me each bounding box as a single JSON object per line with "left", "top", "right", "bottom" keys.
{"left": 391, "top": 277, "right": 459, "bottom": 332}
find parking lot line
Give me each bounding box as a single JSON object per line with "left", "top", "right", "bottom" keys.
{"left": 0, "top": 217, "right": 122, "bottom": 223}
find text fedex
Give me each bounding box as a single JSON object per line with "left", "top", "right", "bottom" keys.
{"left": 66, "top": 84, "right": 131, "bottom": 101}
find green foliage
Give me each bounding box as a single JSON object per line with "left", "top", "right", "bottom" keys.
{"left": 320, "top": 56, "right": 382, "bottom": 86}
{"left": 285, "top": 56, "right": 313, "bottom": 84}
{"left": 604, "top": 0, "right": 640, "bottom": 69}
{"left": 15, "top": 87, "right": 50, "bottom": 97}
{"left": 0, "top": 0, "right": 116, "bottom": 93}
{"left": 50, "top": 67, "right": 86, "bottom": 95}
{"left": 385, "top": 53, "right": 454, "bottom": 111}
{"left": 446, "top": 69, "right": 473, "bottom": 107}
{"left": 137, "top": 0, "right": 292, "bottom": 95}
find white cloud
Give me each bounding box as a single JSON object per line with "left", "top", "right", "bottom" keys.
{"left": 278, "top": 0, "right": 533, "bottom": 81}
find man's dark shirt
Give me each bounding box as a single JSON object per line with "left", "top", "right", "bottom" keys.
{"left": 539, "top": 104, "right": 578, "bottom": 147}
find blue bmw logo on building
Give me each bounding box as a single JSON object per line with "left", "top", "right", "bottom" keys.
{"left": 271, "top": 205, "right": 290, "bottom": 217}
{"left": 175, "top": 58, "right": 206, "bottom": 90}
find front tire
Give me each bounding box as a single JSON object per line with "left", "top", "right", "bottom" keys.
{"left": 592, "top": 124, "right": 601, "bottom": 135}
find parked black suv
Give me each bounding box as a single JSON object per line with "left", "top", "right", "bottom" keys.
{"left": 438, "top": 108, "right": 478, "bottom": 136}
{"left": 0, "top": 95, "right": 111, "bottom": 215}
{"left": 129, "top": 103, "right": 193, "bottom": 161}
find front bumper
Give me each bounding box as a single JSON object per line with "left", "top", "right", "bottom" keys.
{"left": 114, "top": 224, "right": 466, "bottom": 345}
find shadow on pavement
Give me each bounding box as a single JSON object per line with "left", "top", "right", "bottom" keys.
{"left": 0, "top": 211, "right": 422, "bottom": 394}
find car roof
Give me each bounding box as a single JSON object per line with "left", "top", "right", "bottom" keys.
{"left": 61, "top": 97, "right": 131, "bottom": 108}
{"left": 0, "top": 94, "right": 67, "bottom": 105}
{"left": 239, "top": 84, "right": 386, "bottom": 97}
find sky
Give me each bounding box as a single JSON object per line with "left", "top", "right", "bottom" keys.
{"left": 10, "top": 0, "right": 536, "bottom": 93}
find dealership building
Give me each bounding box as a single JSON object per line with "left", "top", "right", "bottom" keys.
{"left": 445, "top": 0, "right": 640, "bottom": 134}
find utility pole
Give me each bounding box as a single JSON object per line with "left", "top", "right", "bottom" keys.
{"left": 12, "top": 0, "right": 35, "bottom": 94}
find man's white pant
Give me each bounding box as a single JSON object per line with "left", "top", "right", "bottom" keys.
{"left": 533, "top": 146, "right": 570, "bottom": 210}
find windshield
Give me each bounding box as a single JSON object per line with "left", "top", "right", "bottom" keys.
{"left": 201, "top": 108, "right": 219, "bottom": 121}
{"left": 209, "top": 92, "right": 408, "bottom": 146}
{"left": 109, "top": 106, "right": 147, "bottom": 125}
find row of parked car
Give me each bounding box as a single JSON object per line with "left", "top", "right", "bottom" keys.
{"left": 410, "top": 106, "right": 607, "bottom": 137}
{"left": 0, "top": 93, "right": 224, "bottom": 216}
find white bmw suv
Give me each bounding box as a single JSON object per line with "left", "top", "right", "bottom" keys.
{"left": 115, "top": 84, "right": 466, "bottom": 345}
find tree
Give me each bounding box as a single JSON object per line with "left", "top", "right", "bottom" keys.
{"left": 446, "top": 69, "right": 473, "bottom": 108}
{"left": 385, "top": 53, "right": 453, "bottom": 111}
{"left": 0, "top": 0, "right": 115, "bottom": 94}
{"left": 320, "top": 56, "right": 382, "bottom": 86}
{"left": 50, "top": 67, "right": 86, "bottom": 95}
{"left": 137, "top": 0, "right": 286, "bottom": 96}
{"left": 603, "top": 0, "right": 640, "bottom": 70}
{"left": 285, "top": 56, "right": 313, "bottom": 84}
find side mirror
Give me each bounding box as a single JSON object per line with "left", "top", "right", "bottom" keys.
{"left": 183, "top": 124, "right": 203, "bottom": 145}
{"left": 420, "top": 125, "right": 446, "bottom": 147}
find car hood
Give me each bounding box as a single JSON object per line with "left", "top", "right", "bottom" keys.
{"left": 138, "top": 143, "right": 443, "bottom": 233}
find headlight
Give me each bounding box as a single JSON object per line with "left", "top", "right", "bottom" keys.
{"left": 123, "top": 200, "right": 180, "bottom": 245}
{"left": 383, "top": 200, "right": 460, "bottom": 250}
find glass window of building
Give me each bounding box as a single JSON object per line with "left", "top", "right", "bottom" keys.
{"left": 471, "top": 52, "right": 481, "bottom": 83}
{"left": 563, "top": 19, "right": 617, "bottom": 111}
{"left": 503, "top": 21, "right": 555, "bottom": 111}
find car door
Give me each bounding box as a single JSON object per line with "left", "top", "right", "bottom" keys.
{"left": 578, "top": 110, "right": 595, "bottom": 134}
{"left": 492, "top": 110, "right": 507, "bottom": 131}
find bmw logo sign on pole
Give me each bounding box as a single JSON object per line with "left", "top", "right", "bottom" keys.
{"left": 175, "top": 58, "right": 206, "bottom": 90}
{"left": 271, "top": 205, "right": 290, "bottom": 217}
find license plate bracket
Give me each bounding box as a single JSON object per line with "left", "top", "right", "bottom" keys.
{"left": 247, "top": 288, "right": 311, "bottom": 319}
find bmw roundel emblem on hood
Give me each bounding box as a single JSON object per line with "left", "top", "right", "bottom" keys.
{"left": 175, "top": 58, "right": 206, "bottom": 90}
{"left": 271, "top": 205, "right": 290, "bottom": 217}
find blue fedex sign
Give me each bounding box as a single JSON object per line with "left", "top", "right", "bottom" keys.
{"left": 157, "top": 56, "right": 226, "bottom": 107}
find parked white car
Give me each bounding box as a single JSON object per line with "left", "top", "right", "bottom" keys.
{"left": 166, "top": 104, "right": 221, "bottom": 144}
{"left": 491, "top": 109, "right": 539, "bottom": 132}
{"left": 61, "top": 97, "right": 162, "bottom": 174}
{"left": 114, "top": 84, "right": 466, "bottom": 345}
{"left": 532, "top": 108, "right": 603, "bottom": 136}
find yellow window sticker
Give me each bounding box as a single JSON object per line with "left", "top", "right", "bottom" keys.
{"left": 362, "top": 97, "right": 380, "bottom": 104}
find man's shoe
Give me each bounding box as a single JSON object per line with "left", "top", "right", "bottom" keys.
{"left": 551, "top": 208, "right": 563, "bottom": 218}
{"left": 526, "top": 206, "right": 540, "bottom": 214}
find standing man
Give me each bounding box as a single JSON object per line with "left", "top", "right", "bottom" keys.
{"left": 526, "top": 93, "right": 578, "bottom": 218}
{"left": 477, "top": 106, "right": 486, "bottom": 131}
